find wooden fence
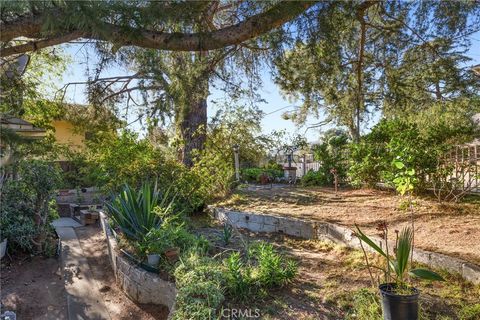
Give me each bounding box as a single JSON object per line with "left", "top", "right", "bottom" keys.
{"left": 275, "top": 143, "right": 480, "bottom": 193}
{"left": 437, "top": 143, "right": 480, "bottom": 194}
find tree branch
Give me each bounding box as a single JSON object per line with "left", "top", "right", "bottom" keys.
{"left": 1, "top": 1, "right": 317, "bottom": 57}
{"left": 1, "top": 31, "right": 86, "bottom": 57}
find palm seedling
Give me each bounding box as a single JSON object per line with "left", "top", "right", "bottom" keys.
{"left": 355, "top": 225, "right": 444, "bottom": 291}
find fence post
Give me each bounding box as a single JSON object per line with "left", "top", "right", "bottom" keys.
{"left": 302, "top": 154, "right": 307, "bottom": 177}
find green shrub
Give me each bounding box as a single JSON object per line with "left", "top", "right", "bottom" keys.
{"left": 0, "top": 160, "right": 61, "bottom": 255}
{"left": 140, "top": 220, "right": 209, "bottom": 259}
{"left": 105, "top": 182, "right": 174, "bottom": 242}
{"left": 347, "top": 118, "right": 476, "bottom": 191}
{"left": 252, "top": 242, "right": 298, "bottom": 287}
{"left": 241, "top": 167, "right": 283, "bottom": 183}
{"left": 301, "top": 170, "right": 329, "bottom": 186}
{"left": 242, "top": 167, "right": 263, "bottom": 182}
{"left": 223, "top": 252, "right": 254, "bottom": 301}
{"left": 83, "top": 130, "right": 209, "bottom": 215}
{"left": 301, "top": 130, "right": 349, "bottom": 187}
{"left": 0, "top": 213, "right": 37, "bottom": 252}
{"left": 223, "top": 242, "right": 297, "bottom": 301}
{"left": 173, "top": 252, "right": 225, "bottom": 320}
{"left": 348, "top": 143, "right": 382, "bottom": 188}
{"left": 348, "top": 120, "right": 427, "bottom": 189}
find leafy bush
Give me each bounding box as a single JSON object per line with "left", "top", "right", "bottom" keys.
{"left": 83, "top": 130, "right": 208, "bottom": 215}
{"left": 241, "top": 167, "right": 283, "bottom": 183}
{"left": 83, "top": 130, "right": 161, "bottom": 191}
{"left": 348, "top": 117, "right": 478, "bottom": 191}
{"left": 223, "top": 252, "right": 254, "bottom": 300}
{"left": 301, "top": 169, "right": 329, "bottom": 186}
{"left": 241, "top": 168, "right": 263, "bottom": 182}
{"left": 173, "top": 252, "right": 225, "bottom": 320}
{"left": 253, "top": 242, "right": 297, "bottom": 288}
{"left": 141, "top": 220, "right": 209, "bottom": 259}
{"left": 302, "top": 130, "right": 349, "bottom": 187}
{"left": 0, "top": 213, "right": 37, "bottom": 252}
{"left": 0, "top": 160, "right": 61, "bottom": 254}
{"left": 223, "top": 242, "right": 297, "bottom": 301}
{"left": 190, "top": 149, "right": 234, "bottom": 206}
{"left": 105, "top": 182, "right": 173, "bottom": 242}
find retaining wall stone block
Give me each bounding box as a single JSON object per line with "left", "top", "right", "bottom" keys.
{"left": 99, "top": 213, "right": 177, "bottom": 314}
{"left": 428, "top": 252, "right": 464, "bottom": 274}
{"left": 462, "top": 263, "right": 480, "bottom": 284}
{"left": 211, "top": 207, "right": 480, "bottom": 285}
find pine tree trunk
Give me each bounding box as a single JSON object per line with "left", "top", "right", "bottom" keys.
{"left": 180, "top": 96, "right": 208, "bottom": 167}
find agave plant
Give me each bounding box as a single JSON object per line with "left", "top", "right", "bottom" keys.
{"left": 105, "top": 182, "right": 174, "bottom": 242}
{"left": 355, "top": 225, "right": 444, "bottom": 290}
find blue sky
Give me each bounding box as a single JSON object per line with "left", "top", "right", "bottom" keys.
{"left": 55, "top": 31, "right": 480, "bottom": 143}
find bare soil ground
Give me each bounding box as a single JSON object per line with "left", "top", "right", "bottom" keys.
{"left": 2, "top": 220, "right": 477, "bottom": 320}
{"left": 75, "top": 224, "right": 169, "bottom": 320}
{"left": 198, "top": 225, "right": 480, "bottom": 319}
{"left": 0, "top": 255, "right": 67, "bottom": 319}
{"left": 0, "top": 224, "right": 168, "bottom": 320}
{"left": 218, "top": 186, "right": 480, "bottom": 265}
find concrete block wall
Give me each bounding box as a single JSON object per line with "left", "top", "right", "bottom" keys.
{"left": 99, "top": 212, "right": 177, "bottom": 315}
{"left": 212, "top": 207, "right": 480, "bottom": 285}
{"left": 214, "top": 208, "right": 316, "bottom": 239}
{"left": 56, "top": 187, "right": 104, "bottom": 205}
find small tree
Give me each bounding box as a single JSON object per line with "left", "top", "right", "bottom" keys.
{"left": 1, "top": 160, "right": 61, "bottom": 253}
{"left": 18, "top": 161, "right": 61, "bottom": 252}
{"left": 391, "top": 159, "right": 417, "bottom": 264}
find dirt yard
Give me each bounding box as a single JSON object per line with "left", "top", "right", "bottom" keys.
{"left": 1, "top": 224, "right": 169, "bottom": 320}
{"left": 196, "top": 225, "right": 480, "bottom": 319}
{"left": 2, "top": 220, "right": 478, "bottom": 320}
{"left": 218, "top": 185, "right": 480, "bottom": 265}
{"left": 0, "top": 255, "right": 68, "bottom": 319}
{"left": 75, "top": 225, "right": 169, "bottom": 320}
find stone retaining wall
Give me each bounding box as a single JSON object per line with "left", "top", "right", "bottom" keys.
{"left": 99, "top": 212, "right": 177, "bottom": 315}
{"left": 212, "top": 207, "right": 480, "bottom": 285}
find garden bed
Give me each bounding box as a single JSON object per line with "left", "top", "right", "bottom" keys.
{"left": 190, "top": 220, "right": 480, "bottom": 319}
{"left": 212, "top": 207, "right": 480, "bottom": 284}
{"left": 218, "top": 186, "right": 480, "bottom": 265}
{"left": 75, "top": 224, "right": 170, "bottom": 320}
{"left": 99, "top": 212, "right": 177, "bottom": 314}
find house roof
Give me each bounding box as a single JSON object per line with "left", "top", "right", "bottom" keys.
{"left": 0, "top": 115, "right": 46, "bottom": 133}
{"left": 1, "top": 116, "right": 32, "bottom": 126}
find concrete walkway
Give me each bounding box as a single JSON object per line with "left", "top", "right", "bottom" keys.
{"left": 55, "top": 226, "right": 111, "bottom": 320}
{"left": 51, "top": 218, "right": 83, "bottom": 228}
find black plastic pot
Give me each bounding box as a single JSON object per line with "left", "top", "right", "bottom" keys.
{"left": 379, "top": 283, "right": 419, "bottom": 320}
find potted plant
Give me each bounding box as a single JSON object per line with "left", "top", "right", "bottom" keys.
{"left": 146, "top": 251, "right": 161, "bottom": 267}
{"left": 355, "top": 225, "right": 445, "bottom": 320}
{"left": 142, "top": 231, "right": 163, "bottom": 267}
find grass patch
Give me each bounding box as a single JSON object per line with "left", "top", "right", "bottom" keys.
{"left": 458, "top": 303, "right": 480, "bottom": 320}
